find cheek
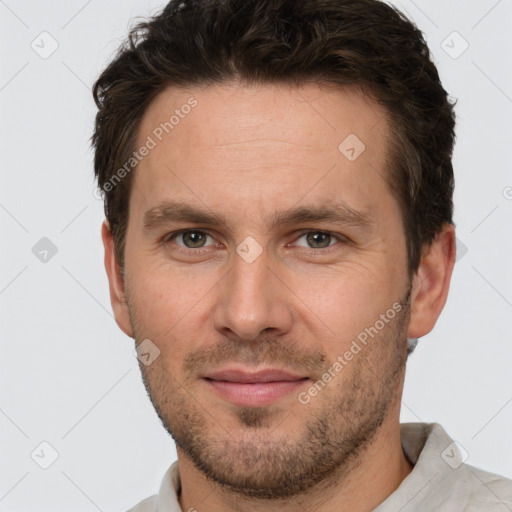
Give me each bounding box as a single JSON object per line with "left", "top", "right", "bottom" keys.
{"left": 127, "top": 258, "right": 221, "bottom": 346}
{"left": 290, "top": 267, "right": 401, "bottom": 347}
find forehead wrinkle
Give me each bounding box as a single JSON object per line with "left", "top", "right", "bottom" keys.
{"left": 204, "top": 138, "right": 315, "bottom": 149}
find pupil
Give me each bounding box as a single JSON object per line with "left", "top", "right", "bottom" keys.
{"left": 307, "top": 232, "right": 330, "bottom": 248}
{"left": 184, "top": 231, "right": 205, "bottom": 248}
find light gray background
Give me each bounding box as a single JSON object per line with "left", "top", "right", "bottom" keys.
{"left": 1, "top": 0, "right": 511, "bottom": 510}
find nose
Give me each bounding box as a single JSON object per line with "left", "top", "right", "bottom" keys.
{"left": 212, "top": 243, "right": 294, "bottom": 342}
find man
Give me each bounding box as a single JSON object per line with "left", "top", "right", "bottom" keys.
{"left": 91, "top": 0, "right": 512, "bottom": 510}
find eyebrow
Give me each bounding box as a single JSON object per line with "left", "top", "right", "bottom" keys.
{"left": 143, "top": 200, "right": 374, "bottom": 232}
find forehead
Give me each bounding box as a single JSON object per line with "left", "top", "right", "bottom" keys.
{"left": 138, "top": 80, "right": 388, "bottom": 153}
{"left": 132, "top": 81, "right": 393, "bottom": 224}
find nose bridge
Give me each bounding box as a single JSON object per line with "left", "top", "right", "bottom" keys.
{"left": 212, "top": 240, "right": 292, "bottom": 341}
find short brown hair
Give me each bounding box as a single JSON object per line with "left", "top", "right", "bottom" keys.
{"left": 91, "top": 0, "right": 456, "bottom": 278}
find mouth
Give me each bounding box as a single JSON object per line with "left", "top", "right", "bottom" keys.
{"left": 202, "top": 368, "right": 309, "bottom": 407}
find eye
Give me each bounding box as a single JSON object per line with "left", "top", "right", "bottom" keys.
{"left": 293, "top": 231, "right": 343, "bottom": 250}
{"left": 163, "top": 229, "right": 346, "bottom": 256}
{"left": 167, "top": 230, "right": 216, "bottom": 250}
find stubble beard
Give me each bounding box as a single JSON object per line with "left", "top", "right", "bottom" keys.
{"left": 129, "top": 285, "right": 411, "bottom": 501}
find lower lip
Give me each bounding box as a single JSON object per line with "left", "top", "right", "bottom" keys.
{"left": 204, "top": 378, "right": 308, "bottom": 406}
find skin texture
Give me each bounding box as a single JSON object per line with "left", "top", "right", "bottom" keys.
{"left": 102, "top": 81, "right": 456, "bottom": 512}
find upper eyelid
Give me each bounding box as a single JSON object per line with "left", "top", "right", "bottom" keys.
{"left": 293, "top": 231, "right": 342, "bottom": 245}
{"left": 167, "top": 229, "right": 216, "bottom": 246}
{"left": 166, "top": 228, "right": 344, "bottom": 248}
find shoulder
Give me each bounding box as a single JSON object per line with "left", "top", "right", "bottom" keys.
{"left": 125, "top": 494, "right": 158, "bottom": 512}
{"left": 458, "top": 463, "right": 512, "bottom": 511}
{"left": 396, "top": 422, "right": 512, "bottom": 511}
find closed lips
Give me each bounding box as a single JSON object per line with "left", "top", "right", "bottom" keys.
{"left": 203, "top": 369, "right": 308, "bottom": 383}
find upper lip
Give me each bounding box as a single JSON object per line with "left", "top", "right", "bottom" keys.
{"left": 203, "top": 368, "right": 308, "bottom": 383}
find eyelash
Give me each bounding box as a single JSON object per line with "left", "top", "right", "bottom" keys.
{"left": 163, "top": 229, "right": 347, "bottom": 256}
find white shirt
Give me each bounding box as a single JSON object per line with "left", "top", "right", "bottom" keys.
{"left": 127, "top": 422, "right": 512, "bottom": 511}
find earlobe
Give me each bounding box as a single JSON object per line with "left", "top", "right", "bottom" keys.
{"left": 101, "top": 220, "right": 134, "bottom": 338}
{"left": 407, "top": 223, "right": 456, "bottom": 339}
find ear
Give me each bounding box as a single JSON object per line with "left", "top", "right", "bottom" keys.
{"left": 407, "top": 223, "right": 456, "bottom": 338}
{"left": 101, "top": 220, "right": 134, "bottom": 338}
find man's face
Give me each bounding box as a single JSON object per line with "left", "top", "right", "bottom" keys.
{"left": 121, "top": 82, "right": 412, "bottom": 498}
